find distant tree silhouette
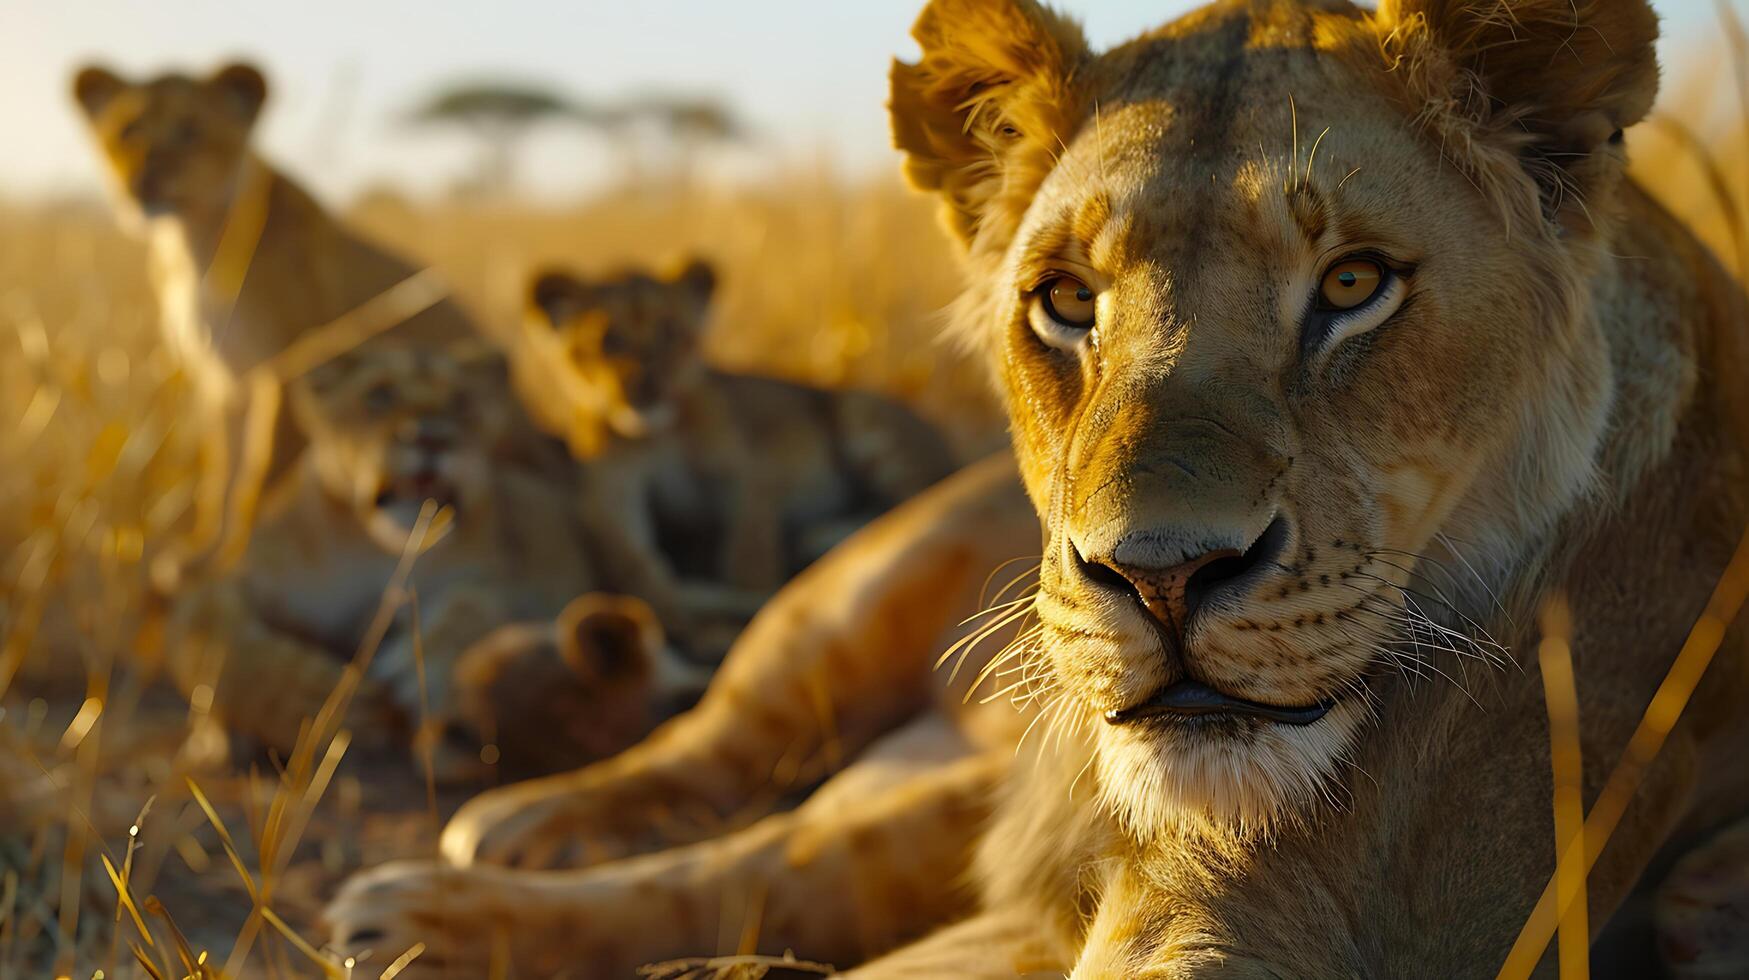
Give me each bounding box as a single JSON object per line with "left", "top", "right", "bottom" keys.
{"left": 407, "top": 82, "right": 749, "bottom": 196}
{"left": 407, "top": 81, "right": 602, "bottom": 198}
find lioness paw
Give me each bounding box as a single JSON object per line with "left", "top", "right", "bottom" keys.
{"left": 326, "top": 861, "right": 511, "bottom": 978}
{"left": 439, "top": 781, "right": 604, "bottom": 869}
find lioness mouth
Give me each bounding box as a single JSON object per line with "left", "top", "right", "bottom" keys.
{"left": 1106, "top": 680, "right": 1334, "bottom": 727}
{"left": 374, "top": 471, "right": 461, "bottom": 513}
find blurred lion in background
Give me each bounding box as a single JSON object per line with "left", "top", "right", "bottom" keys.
{"left": 516, "top": 258, "right": 960, "bottom": 638}
{"left": 72, "top": 62, "right": 489, "bottom": 587}
{"left": 169, "top": 341, "right": 699, "bottom": 779}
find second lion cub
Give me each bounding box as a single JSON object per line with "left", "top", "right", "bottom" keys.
{"left": 520, "top": 259, "right": 957, "bottom": 614}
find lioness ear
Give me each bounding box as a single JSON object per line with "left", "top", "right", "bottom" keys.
{"left": 889, "top": 0, "right": 1091, "bottom": 248}
{"left": 557, "top": 594, "right": 661, "bottom": 685}
{"left": 528, "top": 270, "right": 594, "bottom": 329}
{"left": 73, "top": 65, "right": 126, "bottom": 119}
{"left": 1378, "top": 0, "right": 1659, "bottom": 232}
{"left": 671, "top": 257, "right": 716, "bottom": 304}
{"left": 208, "top": 62, "right": 268, "bottom": 125}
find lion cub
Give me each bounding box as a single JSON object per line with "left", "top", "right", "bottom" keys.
{"left": 446, "top": 592, "right": 717, "bottom": 782}
{"left": 518, "top": 259, "right": 958, "bottom": 622}
{"left": 168, "top": 340, "right": 609, "bottom": 767}
{"left": 72, "top": 62, "right": 483, "bottom": 583}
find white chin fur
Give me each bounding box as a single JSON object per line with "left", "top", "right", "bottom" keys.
{"left": 1092, "top": 696, "right": 1365, "bottom": 840}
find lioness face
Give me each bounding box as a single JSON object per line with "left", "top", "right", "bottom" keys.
{"left": 894, "top": 0, "right": 1654, "bottom": 832}
{"left": 523, "top": 260, "right": 717, "bottom": 453}
{"left": 72, "top": 64, "right": 267, "bottom": 222}
{"left": 290, "top": 345, "right": 513, "bottom": 553}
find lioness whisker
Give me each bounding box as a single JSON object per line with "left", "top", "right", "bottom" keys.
{"left": 937, "top": 599, "right": 1038, "bottom": 682}
{"left": 1342, "top": 575, "right": 1509, "bottom": 667}
{"left": 1432, "top": 532, "right": 1519, "bottom": 633}
{"left": 976, "top": 555, "right": 1044, "bottom": 609}
{"left": 1357, "top": 554, "right": 1508, "bottom": 649}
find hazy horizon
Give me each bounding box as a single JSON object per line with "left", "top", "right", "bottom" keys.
{"left": 5, "top": 0, "right": 1733, "bottom": 204}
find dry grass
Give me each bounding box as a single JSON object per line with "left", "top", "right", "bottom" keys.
{"left": 0, "top": 30, "right": 1743, "bottom": 980}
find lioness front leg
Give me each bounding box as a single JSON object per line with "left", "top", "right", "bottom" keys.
{"left": 441, "top": 453, "right": 1033, "bottom": 869}
{"left": 328, "top": 718, "right": 1005, "bottom": 978}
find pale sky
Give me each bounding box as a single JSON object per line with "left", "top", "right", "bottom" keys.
{"left": 2, "top": 1, "right": 1731, "bottom": 202}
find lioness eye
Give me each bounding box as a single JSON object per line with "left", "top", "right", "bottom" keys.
{"left": 1042, "top": 276, "right": 1097, "bottom": 329}
{"left": 1035, "top": 278, "right": 1091, "bottom": 330}
{"left": 1318, "top": 259, "right": 1383, "bottom": 310}
{"left": 1026, "top": 272, "right": 1104, "bottom": 353}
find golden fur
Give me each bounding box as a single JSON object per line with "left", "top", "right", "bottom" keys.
{"left": 327, "top": 0, "right": 1749, "bottom": 975}
{"left": 515, "top": 259, "right": 959, "bottom": 631}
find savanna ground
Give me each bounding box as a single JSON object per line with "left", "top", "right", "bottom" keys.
{"left": 0, "top": 33, "right": 1745, "bottom": 980}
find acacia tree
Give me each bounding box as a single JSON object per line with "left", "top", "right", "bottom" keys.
{"left": 407, "top": 82, "right": 603, "bottom": 198}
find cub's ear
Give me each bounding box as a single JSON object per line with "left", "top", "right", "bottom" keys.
{"left": 1378, "top": 0, "right": 1659, "bottom": 231}
{"left": 557, "top": 594, "right": 661, "bottom": 685}
{"left": 527, "top": 269, "right": 594, "bottom": 328}
{"left": 208, "top": 62, "right": 268, "bottom": 125}
{"left": 73, "top": 65, "right": 127, "bottom": 119}
{"left": 888, "top": 0, "right": 1091, "bottom": 249}
{"left": 671, "top": 257, "right": 716, "bottom": 304}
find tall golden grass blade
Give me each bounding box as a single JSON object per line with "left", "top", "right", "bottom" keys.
{"left": 98, "top": 855, "right": 151, "bottom": 951}
{"left": 209, "top": 369, "right": 282, "bottom": 574}
{"left": 144, "top": 896, "right": 213, "bottom": 979}
{"left": 129, "top": 941, "right": 168, "bottom": 980}
{"left": 184, "top": 779, "right": 258, "bottom": 905}
{"left": 259, "top": 905, "right": 342, "bottom": 978}
{"left": 1534, "top": 597, "right": 1587, "bottom": 980}
{"left": 262, "top": 730, "right": 351, "bottom": 887}
{"left": 377, "top": 942, "right": 425, "bottom": 979}
{"left": 266, "top": 269, "right": 449, "bottom": 382}
{"left": 1497, "top": 522, "right": 1749, "bottom": 978}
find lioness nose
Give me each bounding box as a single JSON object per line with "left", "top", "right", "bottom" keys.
{"left": 1098, "top": 550, "right": 1239, "bottom": 634}
{"left": 1077, "top": 519, "right": 1284, "bottom": 640}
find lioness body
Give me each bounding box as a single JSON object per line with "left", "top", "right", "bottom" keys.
{"left": 329, "top": 1, "right": 1749, "bottom": 977}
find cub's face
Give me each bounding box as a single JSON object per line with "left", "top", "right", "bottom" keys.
{"left": 521, "top": 260, "right": 716, "bottom": 455}
{"left": 290, "top": 344, "right": 514, "bottom": 553}
{"left": 72, "top": 63, "right": 267, "bottom": 221}
{"left": 893, "top": 0, "right": 1655, "bottom": 833}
